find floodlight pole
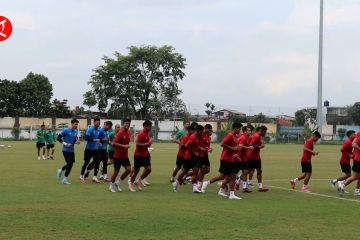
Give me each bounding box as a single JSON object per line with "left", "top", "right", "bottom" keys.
{"left": 316, "top": 0, "right": 324, "bottom": 139}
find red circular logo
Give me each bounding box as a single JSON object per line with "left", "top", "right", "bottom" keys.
{"left": 0, "top": 16, "right": 13, "bottom": 42}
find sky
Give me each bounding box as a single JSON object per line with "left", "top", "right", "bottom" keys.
{"left": 1, "top": 0, "right": 360, "bottom": 116}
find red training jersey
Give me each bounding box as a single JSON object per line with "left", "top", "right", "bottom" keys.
{"left": 134, "top": 129, "right": 151, "bottom": 158}
{"left": 177, "top": 134, "right": 190, "bottom": 158}
{"left": 198, "top": 133, "right": 211, "bottom": 158}
{"left": 113, "top": 130, "right": 132, "bottom": 159}
{"left": 238, "top": 134, "right": 250, "bottom": 162}
{"left": 301, "top": 138, "right": 314, "bottom": 163}
{"left": 340, "top": 139, "right": 353, "bottom": 165}
{"left": 220, "top": 132, "right": 237, "bottom": 163}
{"left": 353, "top": 132, "right": 360, "bottom": 162}
{"left": 247, "top": 133, "right": 262, "bottom": 161}
{"left": 184, "top": 133, "right": 200, "bottom": 160}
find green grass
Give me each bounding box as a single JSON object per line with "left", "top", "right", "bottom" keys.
{"left": 0, "top": 142, "right": 359, "bottom": 240}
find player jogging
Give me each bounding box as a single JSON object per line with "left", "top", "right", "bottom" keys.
{"left": 36, "top": 124, "right": 46, "bottom": 160}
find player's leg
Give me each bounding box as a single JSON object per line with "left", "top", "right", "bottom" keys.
{"left": 355, "top": 180, "right": 360, "bottom": 196}
{"left": 139, "top": 164, "right": 152, "bottom": 187}
{"left": 42, "top": 146, "right": 46, "bottom": 159}
{"left": 229, "top": 173, "right": 241, "bottom": 200}
{"left": 109, "top": 159, "right": 120, "bottom": 192}
{"left": 51, "top": 146, "right": 55, "bottom": 159}
{"left": 92, "top": 151, "right": 101, "bottom": 183}
{"left": 81, "top": 150, "right": 92, "bottom": 182}
{"left": 46, "top": 145, "right": 50, "bottom": 159}
{"left": 101, "top": 150, "right": 109, "bottom": 181}
{"left": 115, "top": 159, "right": 131, "bottom": 192}
{"left": 301, "top": 172, "right": 312, "bottom": 192}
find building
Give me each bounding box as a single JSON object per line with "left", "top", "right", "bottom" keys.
{"left": 213, "top": 109, "right": 246, "bottom": 120}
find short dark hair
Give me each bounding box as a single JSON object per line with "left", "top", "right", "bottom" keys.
{"left": 105, "top": 121, "right": 113, "bottom": 127}
{"left": 247, "top": 124, "right": 255, "bottom": 131}
{"left": 313, "top": 131, "right": 321, "bottom": 138}
{"left": 260, "top": 126, "right": 268, "bottom": 131}
{"left": 205, "top": 124, "right": 213, "bottom": 130}
{"left": 196, "top": 124, "right": 204, "bottom": 131}
{"left": 183, "top": 120, "right": 190, "bottom": 125}
{"left": 188, "top": 125, "right": 195, "bottom": 131}
{"left": 143, "top": 120, "right": 152, "bottom": 127}
{"left": 123, "top": 118, "right": 131, "bottom": 123}
{"left": 190, "top": 122, "right": 198, "bottom": 128}
{"left": 347, "top": 130, "right": 356, "bottom": 138}
{"left": 93, "top": 117, "right": 100, "bottom": 122}
{"left": 71, "top": 118, "right": 79, "bottom": 124}
{"left": 232, "top": 122, "right": 243, "bottom": 129}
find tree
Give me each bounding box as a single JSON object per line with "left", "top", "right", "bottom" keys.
{"left": 295, "top": 108, "right": 317, "bottom": 126}
{"left": 0, "top": 79, "right": 22, "bottom": 117}
{"left": 19, "top": 72, "right": 53, "bottom": 117}
{"left": 83, "top": 91, "right": 97, "bottom": 110}
{"left": 85, "top": 45, "right": 186, "bottom": 119}
{"left": 205, "top": 102, "right": 216, "bottom": 120}
{"left": 249, "top": 113, "right": 272, "bottom": 123}
{"left": 50, "top": 99, "right": 72, "bottom": 118}
{"left": 337, "top": 128, "right": 347, "bottom": 141}
{"left": 348, "top": 102, "right": 360, "bottom": 125}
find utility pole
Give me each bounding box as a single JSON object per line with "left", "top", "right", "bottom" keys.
{"left": 316, "top": 0, "right": 324, "bottom": 139}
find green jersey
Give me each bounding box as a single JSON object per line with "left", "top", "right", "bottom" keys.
{"left": 107, "top": 130, "right": 116, "bottom": 152}
{"left": 175, "top": 129, "right": 187, "bottom": 141}
{"left": 45, "top": 131, "right": 56, "bottom": 145}
{"left": 36, "top": 130, "right": 46, "bottom": 143}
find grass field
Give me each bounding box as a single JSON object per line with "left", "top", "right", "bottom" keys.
{"left": 0, "top": 141, "right": 359, "bottom": 240}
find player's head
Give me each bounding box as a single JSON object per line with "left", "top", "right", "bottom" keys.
{"left": 247, "top": 124, "right": 255, "bottom": 132}
{"left": 93, "top": 118, "right": 100, "bottom": 128}
{"left": 312, "top": 131, "right": 321, "bottom": 141}
{"left": 104, "top": 121, "right": 113, "bottom": 130}
{"left": 232, "top": 122, "right": 243, "bottom": 134}
{"left": 114, "top": 123, "right": 121, "bottom": 132}
{"left": 187, "top": 125, "right": 195, "bottom": 134}
{"left": 143, "top": 120, "right": 153, "bottom": 131}
{"left": 47, "top": 126, "right": 52, "bottom": 131}
{"left": 258, "top": 125, "right": 268, "bottom": 137}
{"left": 41, "top": 124, "right": 45, "bottom": 130}
{"left": 242, "top": 125, "right": 253, "bottom": 136}
{"left": 70, "top": 118, "right": 79, "bottom": 129}
{"left": 195, "top": 124, "right": 204, "bottom": 135}
{"left": 123, "top": 118, "right": 131, "bottom": 130}
{"left": 183, "top": 120, "right": 190, "bottom": 130}
{"left": 204, "top": 124, "right": 213, "bottom": 136}
{"left": 347, "top": 130, "right": 356, "bottom": 140}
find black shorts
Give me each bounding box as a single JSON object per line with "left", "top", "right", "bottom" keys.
{"left": 134, "top": 157, "right": 151, "bottom": 168}
{"left": 46, "top": 144, "right": 55, "bottom": 149}
{"left": 341, "top": 163, "right": 351, "bottom": 174}
{"left": 108, "top": 151, "right": 114, "bottom": 160}
{"left": 176, "top": 156, "right": 184, "bottom": 168}
{"left": 199, "top": 154, "right": 210, "bottom": 167}
{"left": 301, "top": 162, "right": 312, "bottom": 173}
{"left": 352, "top": 161, "right": 360, "bottom": 173}
{"left": 248, "top": 159, "right": 262, "bottom": 170}
{"left": 84, "top": 149, "right": 99, "bottom": 162}
{"left": 36, "top": 142, "right": 45, "bottom": 148}
{"left": 219, "top": 161, "right": 237, "bottom": 175}
{"left": 99, "top": 149, "right": 108, "bottom": 161}
{"left": 114, "top": 158, "right": 131, "bottom": 170}
{"left": 183, "top": 158, "right": 196, "bottom": 170}
{"left": 234, "top": 161, "right": 248, "bottom": 173}
{"left": 63, "top": 151, "right": 75, "bottom": 164}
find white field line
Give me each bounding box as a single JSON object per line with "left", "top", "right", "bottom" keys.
{"left": 264, "top": 178, "right": 330, "bottom": 182}
{"left": 267, "top": 184, "right": 360, "bottom": 203}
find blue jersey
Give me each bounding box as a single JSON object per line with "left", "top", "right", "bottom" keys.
{"left": 85, "top": 126, "right": 101, "bottom": 150}
{"left": 99, "top": 127, "right": 110, "bottom": 150}
{"left": 59, "top": 128, "right": 78, "bottom": 152}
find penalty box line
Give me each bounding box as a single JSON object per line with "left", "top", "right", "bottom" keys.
{"left": 267, "top": 185, "right": 360, "bottom": 203}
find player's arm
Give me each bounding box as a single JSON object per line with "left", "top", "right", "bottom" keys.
{"left": 57, "top": 131, "right": 72, "bottom": 147}
{"left": 303, "top": 147, "right": 318, "bottom": 155}
{"left": 84, "top": 129, "right": 100, "bottom": 143}
{"left": 174, "top": 131, "right": 182, "bottom": 145}
{"left": 352, "top": 138, "right": 360, "bottom": 151}
{"left": 136, "top": 135, "right": 152, "bottom": 147}
{"left": 221, "top": 136, "right": 238, "bottom": 151}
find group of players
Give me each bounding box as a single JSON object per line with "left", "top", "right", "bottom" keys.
{"left": 47, "top": 117, "right": 360, "bottom": 199}
{"left": 36, "top": 124, "right": 56, "bottom": 160}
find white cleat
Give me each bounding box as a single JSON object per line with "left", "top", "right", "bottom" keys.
{"left": 109, "top": 183, "right": 117, "bottom": 193}
{"left": 218, "top": 189, "right": 228, "bottom": 197}
{"left": 229, "top": 195, "right": 242, "bottom": 200}
{"left": 37, "top": 157, "right": 41, "bottom": 160}
{"left": 193, "top": 185, "right": 202, "bottom": 193}
{"left": 142, "top": 178, "right": 150, "bottom": 186}
{"left": 201, "top": 181, "right": 210, "bottom": 193}
{"left": 172, "top": 180, "right": 178, "bottom": 192}
{"left": 115, "top": 180, "right": 122, "bottom": 192}
{"left": 42, "top": 156, "right": 46, "bottom": 160}
{"left": 92, "top": 176, "right": 100, "bottom": 183}
{"left": 354, "top": 191, "right": 360, "bottom": 196}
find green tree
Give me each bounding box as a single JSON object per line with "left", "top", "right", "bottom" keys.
{"left": 85, "top": 45, "right": 186, "bottom": 119}
{"left": 249, "top": 113, "right": 272, "bottom": 123}
{"left": 83, "top": 91, "right": 97, "bottom": 110}
{"left": 0, "top": 79, "right": 22, "bottom": 117}
{"left": 50, "top": 99, "right": 72, "bottom": 118}
{"left": 337, "top": 128, "right": 347, "bottom": 141}
{"left": 295, "top": 108, "right": 317, "bottom": 126}
{"left": 19, "top": 72, "right": 53, "bottom": 117}
{"left": 205, "top": 102, "right": 216, "bottom": 120}
{"left": 348, "top": 102, "right": 360, "bottom": 125}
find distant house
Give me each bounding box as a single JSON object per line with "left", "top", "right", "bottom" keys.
{"left": 309, "top": 102, "right": 352, "bottom": 125}
{"left": 213, "top": 109, "right": 246, "bottom": 120}
{"left": 276, "top": 115, "right": 296, "bottom": 126}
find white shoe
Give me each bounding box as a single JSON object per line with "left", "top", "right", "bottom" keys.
{"left": 201, "top": 181, "right": 210, "bottom": 193}
{"left": 229, "top": 194, "right": 242, "bottom": 200}
{"left": 109, "top": 183, "right": 117, "bottom": 193}
{"left": 172, "top": 180, "right": 178, "bottom": 192}
{"left": 143, "top": 178, "right": 150, "bottom": 186}
{"left": 193, "top": 185, "right": 202, "bottom": 193}
{"left": 42, "top": 156, "right": 46, "bottom": 160}
{"left": 115, "top": 181, "right": 122, "bottom": 192}
{"left": 100, "top": 175, "right": 104, "bottom": 180}
{"left": 354, "top": 191, "right": 360, "bottom": 196}
{"left": 218, "top": 189, "right": 228, "bottom": 197}
{"left": 37, "top": 156, "right": 41, "bottom": 160}
{"left": 92, "top": 176, "right": 100, "bottom": 183}
{"left": 337, "top": 181, "right": 345, "bottom": 194}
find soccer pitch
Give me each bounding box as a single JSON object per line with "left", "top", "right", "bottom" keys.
{"left": 0, "top": 142, "right": 359, "bottom": 240}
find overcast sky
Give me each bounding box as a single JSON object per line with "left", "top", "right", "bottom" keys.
{"left": 1, "top": 0, "right": 360, "bottom": 116}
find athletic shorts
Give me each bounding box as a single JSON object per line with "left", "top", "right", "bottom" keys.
{"left": 248, "top": 159, "right": 262, "bottom": 170}
{"left": 352, "top": 161, "right": 360, "bottom": 173}
{"left": 114, "top": 158, "right": 131, "bottom": 170}
{"left": 36, "top": 142, "right": 45, "bottom": 148}
{"left": 134, "top": 156, "right": 151, "bottom": 168}
{"left": 301, "top": 162, "right": 312, "bottom": 173}
{"left": 46, "top": 144, "right": 54, "bottom": 149}
{"left": 84, "top": 149, "right": 99, "bottom": 162}
{"left": 219, "top": 161, "right": 237, "bottom": 175}
{"left": 199, "top": 154, "right": 210, "bottom": 167}
{"left": 234, "top": 161, "right": 248, "bottom": 173}
{"left": 63, "top": 151, "right": 75, "bottom": 164}
{"left": 99, "top": 149, "right": 108, "bottom": 161}
{"left": 340, "top": 163, "right": 351, "bottom": 174}
{"left": 176, "top": 156, "right": 184, "bottom": 168}
{"left": 183, "top": 158, "right": 196, "bottom": 170}
{"left": 108, "top": 151, "right": 114, "bottom": 160}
